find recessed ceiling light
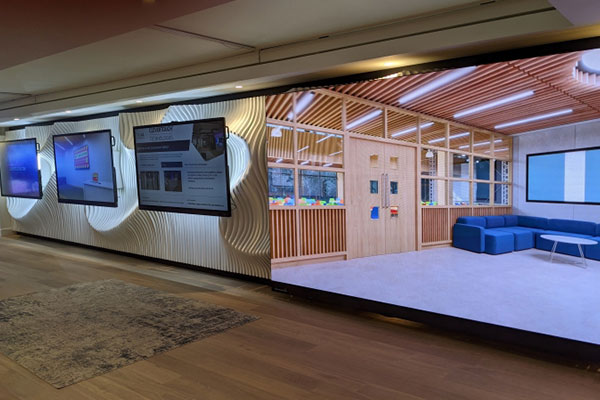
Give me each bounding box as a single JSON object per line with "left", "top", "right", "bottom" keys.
{"left": 235, "top": 85, "right": 243, "bottom": 89}
{"left": 494, "top": 109, "right": 573, "bottom": 129}
{"left": 136, "top": 100, "right": 144, "bottom": 103}
{"left": 399, "top": 66, "right": 476, "bottom": 104}
{"left": 13, "top": 118, "right": 19, "bottom": 121}
{"left": 383, "top": 61, "right": 395, "bottom": 67}
{"left": 65, "top": 110, "right": 72, "bottom": 114}
{"left": 454, "top": 90, "right": 534, "bottom": 118}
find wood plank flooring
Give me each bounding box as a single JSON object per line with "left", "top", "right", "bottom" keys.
{"left": 0, "top": 233, "right": 599, "bottom": 399}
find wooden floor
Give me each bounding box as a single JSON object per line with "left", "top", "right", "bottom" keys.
{"left": 0, "top": 234, "right": 599, "bottom": 399}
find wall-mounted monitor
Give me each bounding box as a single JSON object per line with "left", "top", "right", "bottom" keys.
{"left": 527, "top": 146, "right": 600, "bottom": 205}
{"left": 0, "top": 138, "right": 42, "bottom": 199}
{"left": 53, "top": 130, "right": 118, "bottom": 207}
{"left": 133, "top": 118, "right": 231, "bottom": 217}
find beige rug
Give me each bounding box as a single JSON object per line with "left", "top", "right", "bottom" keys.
{"left": 0, "top": 279, "right": 257, "bottom": 388}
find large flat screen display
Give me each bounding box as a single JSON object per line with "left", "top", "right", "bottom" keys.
{"left": 53, "top": 130, "right": 118, "bottom": 207}
{"left": 0, "top": 138, "right": 42, "bottom": 199}
{"left": 133, "top": 118, "right": 231, "bottom": 217}
{"left": 527, "top": 146, "right": 600, "bottom": 204}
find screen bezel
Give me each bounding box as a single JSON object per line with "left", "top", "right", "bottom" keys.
{"left": 52, "top": 129, "right": 118, "bottom": 208}
{"left": 132, "top": 117, "right": 232, "bottom": 217}
{"left": 526, "top": 145, "right": 600, "bottom": 205}
{"left": 0, "top": 138, "right": 43, "bottom": 200}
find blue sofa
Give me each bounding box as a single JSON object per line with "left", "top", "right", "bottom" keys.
{"left": 453, "top": 215, "right": 600, "bottom": 260}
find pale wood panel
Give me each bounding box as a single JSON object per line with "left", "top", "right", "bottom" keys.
{"left": 270, "top": 209, "right": 297, "bottom": 259}
{"left": 265, "top": 93, "right": 293, "bottom": 122}
{"left": 300, "top": 208, "right": 346, "bottom": 256}
{"left": 422, "top": 208, "right": 449, "bottom": 243}
{"left": 385, "top": 144, "right": 416, "bottom": 253}
{"left": 494, "top": 206, "right": 513, "bottom": 216}
{"left": 296, "top": 91, "right": 343, "bottom": 131}
{"left": 347, "top": 138, "right": 386, "bottom": 258}
{"left": 345, "top": 101, "right": 384, "bottom": 137}
{"left": 266, "top": 124, "right": 294, "bottom": 162}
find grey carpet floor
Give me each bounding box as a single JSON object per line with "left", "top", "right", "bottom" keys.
{"left": 0, "top": 279, "right": 257, "bottom": 388}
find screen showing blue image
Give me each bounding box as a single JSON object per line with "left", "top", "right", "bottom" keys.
{"left": 0, "top": 138, "right": 42, "bottom": 199}
{"left": 53, "top": 130, "right": 117, "bottom": 207}
{"left": 527, "top": 147, "right": 600, "bottom": 204}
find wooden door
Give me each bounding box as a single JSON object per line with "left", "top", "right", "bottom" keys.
{"left": 383, "top": 144, "right": 416, "bottom": 253}
{"left": 348, "top": 138, "right": 386, "bottom": 258}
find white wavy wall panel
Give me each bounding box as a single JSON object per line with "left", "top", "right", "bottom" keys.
{"left": 6, "top": 98, "right": 270, "bottom": 278}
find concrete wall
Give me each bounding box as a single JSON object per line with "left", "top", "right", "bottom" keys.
{"left": 513, "top": 119, "right": 600, "bottom": 222}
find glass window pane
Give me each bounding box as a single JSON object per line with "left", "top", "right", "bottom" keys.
{"left": 388, "top": 110, "right": 418, "bottom": 143}
{"left": 269, "top": 168, "right": 295, "bottom": 206}
{"left": 450, "top": 181, "right": 470, "bottom": 206}
{"left": 494, "top": 135, "right": 512, "bottom": 160}
{"left": 420, "top": 119, "right": 447, "bottom": 147}
{"left": 297, "top": 129, "right": 343, "bottom": 168}
{"left": 421, "top": 179, "right": 447, "bottom": 206}
{"left": 298, "top": 170, "right": 344, "bottom": 206}
{"left": 494, "top": 160, "right": 510, "bottom": 182}
{"left": 474, "top": 182, "right": 490, "bottom": 205}
{"left": 451, "top": 153, "right": 470, "bottom": 179}
{"left": 474, "top": 157, "right": 490, "bottom": 180}
{"left": 494, "top": 184, "right": 510, "bottom": 205}
{"left": 421, "top": 149, "right": 447, "bottom": 177}
{"left": 473, "top": 131, "right": 491, "bottom": 154}
{"left": 345, "top": 102, "right": 384, "bottom": 137}
{"left": 267, "top": 124, "right": 294, "bottom": 164}
{"left": 449, "top": 126, "right": 471, "bottom": 151}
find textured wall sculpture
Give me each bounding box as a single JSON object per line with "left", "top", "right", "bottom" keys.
{"left": 3, "top": 97, "right": 270, "bottom": 278}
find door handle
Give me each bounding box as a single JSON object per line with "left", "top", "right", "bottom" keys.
{"left": 385, "top": 173, "right": 390, "bottom": 208}
{"left": 381, "top": 173, "right": 385, "bottom": 209}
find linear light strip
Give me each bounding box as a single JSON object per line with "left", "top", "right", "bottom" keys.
{"left": 495, "top": 109, "right": 573, "bottom": 129}
{"left": 297, "top": 146, "right": 309, "bottom": 153}
{"left": 399, "top": 66, "right": 476, "bottom": 104}
{"left": 428, "top": 131, "right": 469, "bottom": 144}
{"left": 454, "top": 90, "right": 534, "bottom": 118}
{"left": 287, "top": 92, "right": 315, "bottom": 120}
{"left": 391, "top": 121, "right": 434, "bottom": 137}
{"left": 346, "top": 109, "right": 382, "bottom": 130}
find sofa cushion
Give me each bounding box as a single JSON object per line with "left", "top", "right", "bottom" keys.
{"left": 493, "top": 227, "right": 534, "bottom": 250}
{"left": 518, "top": 216, "right": 549, "bottom": 230}
{"left": 485, "top": 216, "right": 505, "bottom": 228}
{"left": 457, "top": 216, "right": 486, "bottom": 228}
{"left": 503, "top": 215, "right": 519, "bottom": 227}
{"left": 484, "top": 230, "right": 514, "bottom": 255}
{"left": 597, "top": 224, "right": 600, "bottom": 237}
{"left": 548, "top": 219, "right": 596, "bottom": 236}
{"left": 536, "top": 231, "right": 594, "bottom": 257}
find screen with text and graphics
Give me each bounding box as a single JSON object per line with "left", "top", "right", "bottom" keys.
{"left": 527, "top": 147, "right": 600, "bottom": 204}
{"left": 53, "top": 130, "right": 118, "bottom": 207}
{"left": 133, "top": 118, "right": 231, "bottom": 217}
{"left": 0, "top": 138, "right": 42, "bottom": 199}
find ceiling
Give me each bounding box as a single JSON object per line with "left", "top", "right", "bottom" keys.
{"left": 2, "top": 0, "right": 600, "bottom": 129}
{"left": 334, "top": 50, "right": 600, "bottom": 134}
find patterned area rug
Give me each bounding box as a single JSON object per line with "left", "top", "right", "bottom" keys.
{"left": 0, "top": 279, "right": 257, "bottom": 388}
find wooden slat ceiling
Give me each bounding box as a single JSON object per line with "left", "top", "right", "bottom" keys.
{"left": 333, "top": 50, "right": 600, "bottom": 135}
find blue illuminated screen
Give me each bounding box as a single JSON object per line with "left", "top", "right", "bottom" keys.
{"left": 0, "top": 138, "right": 42, "bottom": 199}
{"left": 53, "top": 130, "right": 117, "bottom": 207}
{"left": 527, "top": 147, "right": 600, "bottom": 204}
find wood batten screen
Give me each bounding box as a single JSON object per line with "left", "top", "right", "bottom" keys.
{"left": 270, "top": 209, "right": 297, "bottom": 259}
{"left": 300, "top": 209, "right": 346, "bottom": 256}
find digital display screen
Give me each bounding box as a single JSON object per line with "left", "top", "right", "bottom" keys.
{"left": 53, "top": 130, "right": 117, "bottom": 207}
{"left": 0, "top": 138, "right": 42, "bottom": 199}
{"left": 133, "top": 118, "right": 231, "bottom": 216}
{"left": 527, "top": 147, "right": 600, "bottom": 204}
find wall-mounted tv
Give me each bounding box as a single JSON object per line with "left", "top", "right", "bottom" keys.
{"left": 0, "top": 138, "right": 42, "bottom": 199}
{"left": 53, "top": 129, "right": 118, "bottom": 207}
{"left": 133, "top": 118, "right": 231, "bottom": 217}
{"left": 527, "top": 146, "right": 600, "bottom": 205}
